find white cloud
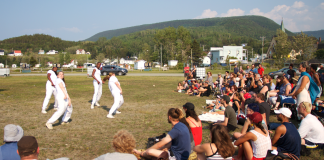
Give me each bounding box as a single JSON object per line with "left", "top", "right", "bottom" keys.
{"left": 220, "top": 8, "right": 245, "bottom": 17}
{"left": 292, "top": 1, "right": 305, "bottom": 9}
{"left": 321, "top": 3, "right": 324, "bottom": 10}
{"left": 61, "top": 27, "right": 81, "bottom": 33}
{"left": 194, "top": 9, "right": 217, "bottom": 19}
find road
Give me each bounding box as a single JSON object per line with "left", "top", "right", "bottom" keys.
{"left": 10, "top": 73, "right": 185, "bottom": 77}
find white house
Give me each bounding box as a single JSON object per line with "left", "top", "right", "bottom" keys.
{"left": 0, "top": 50, "right": 4, "bottom": 56}
{"left": 14, "top": 50, "right": 23, "bottom": 56}
{"left": 76, "top": 49, "right": 86, "bottom": 54}
{"left": 8, "top": 52, "right": 14, "bottom": 56}
{"left": 12, "top": 64, "right": 17, "bottom": 68}
{"left": 47, "top": 62, "right": 53, "bottom": 67}
{"left": 46, "top": 50, "right": 57, "bottom": 54}
{"left": 86, "top": 52, "right": 91, "bottom": 54}
{"left": 210, "top": 46, "right": 247, "bottom": 64}
{"left": 120, "top": 57, "right": 135, "bottom": 64}
{"left": 168, "top": 60, "right": 178, "bottom": 67}
{"left": 134, "top": 60, "right": 146, "bottom": 70}
{"left": 0, "top": 63, "right": 4, "bottom": 68}
{"left": 38, "top": 50, "right": 45, "bottom": 54}
{"left": 202, "top": 56, "right": 211, "bottom": 65}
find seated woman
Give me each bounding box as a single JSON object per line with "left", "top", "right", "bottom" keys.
{"left": 186, "top": 84, "right": 198, "bottom": 95}
{"left": 234, "top": 112, "right": 272, "bottom": 160}
{"left": 259, "top": 74, "right": 271, "bottom": 94}
{"left": 271, "top": 74, "right": 292, "bottom": 110}
{"left": 268, "top": 76, "right": 283, "bottom": 98}
{"left": 183, "top": 102, "right": 202, "bottom": 146}
{"left": 233, "top": 92, "right": 243, "bottom": 114}
{"left": 177, "top": 82, "right": 184, "bottom": 92}
{"left": 194, "top": 124, "right": 235, "bottom": 160}
{"left": 94, "top": 130, "right": 137, "bottom": 160}
{"left": 205, "top": 99, "right": 226, "bottom": 114}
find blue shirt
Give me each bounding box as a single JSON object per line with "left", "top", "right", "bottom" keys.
{"left": 276, "top": 122, "right": 301, "bottom": 158}
{"left": 0, "top": 142, "right": 20, "bottom": 160}
{"left": 168, "top": 122, "right": 191, "bottom": 160}
{"left": 252, "top": 68, "right": 258, "bottom": 74}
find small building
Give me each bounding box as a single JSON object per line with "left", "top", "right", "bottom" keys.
{"left": 120, "top": 57, "right": 135, "bottom": 64}
{"left": 38, "top": 50, "right": 45, "bottom": 54}
{"left": 8, "top": 52, "right": 14, "bottom": 56}
{"left": 35, "top": 64, "right": 41, "bottom": 68}
{"left": 46, "top": 50, "right": 57, "bottom": 54}
{"left": 47, "top": 62, "right": 53, "bottom": 67}
{"left": 210, "top": 46, "right": 247, "bottom": 64}
{"left": 0, "top": 63, "right": 4, "bottom": 68}
{"left": 12, "top": 64, "right": 17, "bottom": 68}
{"left": 76, "top": 49, "right": 85, "bottom": 54}
{"left": 0, "top": 50, "right": 4, "bottom": 56}
{"left": 202, "top": 56, "right": 211, "bottom": 65}
{"left": 86, "top": 52, "right": 91, "bottom": 54}
{"left": 134, "top": 60, "right": 146, "bottom": 70}
{"left": 168, "top": 60, "right": 178, "bottom": 67}
{"left": 14, "top": 50, "right": 22, "bottom": 56}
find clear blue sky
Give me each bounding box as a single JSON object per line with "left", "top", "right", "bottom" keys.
{"left": 0, "top": 0, "right": 323, "bottom": 41}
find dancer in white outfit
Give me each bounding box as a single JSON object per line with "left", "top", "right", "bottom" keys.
{"left": 46, "top": 72, "right": 73, "bottom": 129}
{"left": 103, "top": 72, "right": 124, "bottom": 119}
{"left": 42, "top": 67, "right": 58, "bottom": 114}
{"left": 91, "top": 62, "right": 103, "bottom": 109}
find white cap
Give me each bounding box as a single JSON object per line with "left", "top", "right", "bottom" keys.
{"left": 274, "top": 108, "right": 292, "bottom": 118}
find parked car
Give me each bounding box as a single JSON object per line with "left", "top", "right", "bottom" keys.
{"left": 101, "top": 65, "right": 128, "bottom": 76}
{"left": 268, "top": 68, "right": 300, "bottom": 79}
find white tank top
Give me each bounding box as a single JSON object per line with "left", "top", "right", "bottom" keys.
{"left": 47, "top": 70, "right": 57, "bottom": 85}
{"left": 93, "top": 68, "right": 102, "bottom": 83}
{"left": 55, "top": 79, "right": 67, "bottom": 98}
{"left": 250, "top": 130, "right": 271, "bottom": 158}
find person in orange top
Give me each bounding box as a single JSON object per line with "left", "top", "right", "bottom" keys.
{"left": 258, "top": 64, "right": 264, "bottom": 78}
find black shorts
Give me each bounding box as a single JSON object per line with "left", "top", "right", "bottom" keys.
{"left": 305, "top": 139, "right": 324, "bottom": 149}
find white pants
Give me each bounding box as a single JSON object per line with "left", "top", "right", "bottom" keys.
{"left": 108, "top": 92, "right": 124, "bottom": 116}
{"left": 47, "top": 97, "right": 73, "bottom": 124}
{"left": 42, "top": 81, "right": 58, "bottom": 111}
{"left": 92, "top": 80, "right": 102, "bottom": 105}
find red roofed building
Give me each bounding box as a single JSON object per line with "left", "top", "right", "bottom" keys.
{"left": 14, "top": 50, "right": 23, "bottom": 56}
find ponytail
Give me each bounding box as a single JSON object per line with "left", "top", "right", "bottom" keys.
{"left": 255, "top": 122, "right": 266, "bottom": 134}
{"left": 103, "top": 72, "right": 115, "bottom": 82}
{"left": 168, "top": 108, "right": 184, "bottom": 121}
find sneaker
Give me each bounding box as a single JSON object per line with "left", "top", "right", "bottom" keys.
{"left": 107, "top": 115, "right": 115, "bottom": 118}
{"left": 61, "top": 121, "right": 69, "bottom": 125}
{"left": 41, "top": 110, "right": 47, "bottom": 114}
{"left": 95, "top": 102, "right": 100, "bottom": 106}
{"left": 90, "top": 104, "right": 94, "bottom": 109}
{"left": 116, "top": 111, "right": 121, "bottom": 114}
{"left": 46, "top": 123, "right": 53, "bottom": 129}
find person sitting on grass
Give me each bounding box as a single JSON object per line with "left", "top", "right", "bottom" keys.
{"left": 196, "top": 82, "right": 211, "bottom": 97}
{"left": 183, "top": 102, "right": 202, "bottom": 146}
{"left": 234, "top": 112, "right": 272, "bottom": 160}
{"left": 232, "top": 92, "right": 242, "bottom": 114}
{"left": 0, "top": 124, "right": 24, "bottom": 160}
{"left": 298, "top": 102, "right": 324, "bottom": 150}
{"left": 205, "top": 99, "right": 226, "bottom": 112}
{"left": 213, "top": 95, "right": 237, "bottom": 132}
{"left": 133, "top": 108, "right": 191, "bottom": 160}
{"left": 177, "top": 82, "right": 184, "bottom": 92}
{"left": 186, "top": 84, "right": 197, "bottom": 95}
{"left": 272, "top": 108, "right": 301, "bottom": 158}
{"left": 194, "top": 124, "right": 235, "bottom": 160}
{"left": 17, "top": 136, "right": 39, "bottom": 160}
{"left": 94, "top": 130, "right": 137, "bottom": 160}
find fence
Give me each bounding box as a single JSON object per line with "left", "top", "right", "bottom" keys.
{"left": 10, "top": 68, "right": 91, "bottom": 73}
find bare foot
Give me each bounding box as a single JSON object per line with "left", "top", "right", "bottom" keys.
{"left": 196, "top": 95, "right": 200, "bottom": 97}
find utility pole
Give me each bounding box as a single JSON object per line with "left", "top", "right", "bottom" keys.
{"left": 260, "top": 36, "right": 265, "bottom": 63}
{"left": 160, "top": 44, "right": 162, "bottom": 71}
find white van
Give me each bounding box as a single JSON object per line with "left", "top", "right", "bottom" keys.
{"left": 0, "top": 68, "right": 10, "bottom": 77}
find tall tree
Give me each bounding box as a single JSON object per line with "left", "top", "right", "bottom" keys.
{"left": 292, "top": 31, "right": 317, "bottom": 62}
{"left": 190, "top": 39, "right": 203, "bottom": 64}
{"left": 274, "top": 29, "right": 291, "bottom": 67}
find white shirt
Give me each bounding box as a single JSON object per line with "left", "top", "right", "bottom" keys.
{"left": 55, "top": 79, "right": 67, "bottom": 98}
{"left": 108, "top": 76, "right": 120, "bottom": 93}
{"left": 298, "top": 114, "right": 324, "bottom": 143}
{"left": 93, "top": 68, "right": 102, "bottom": 83}
{"left": 47, "top": 70, "right": 57, "bottom": 85}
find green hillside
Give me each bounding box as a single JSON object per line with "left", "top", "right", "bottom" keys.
{"left": 85, "top": 15, "right": 295, "bottom": 41}
{"left": 296, "top": 30, "right": 324, "bottom": 40}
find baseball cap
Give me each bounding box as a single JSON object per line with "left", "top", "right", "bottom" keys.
{"left": 274, "top": 108, "right": 292, "bottom": 118}
{"left": 220, "top": 95, "right": 230, "bottom": 103}
{"left": 183, "top": 102, "right": 195, "bottom": 110}
{"left": 4, "top": 124, "right": 24, "bottom": 142}
{"left": 247, "top": 112, "right": 263, "bottom": 123}
{"left": 284, "top": 74, "right": 290, "bottom": 80}
{"left": 18, "top": 136, "right": 38, "bottom": 157}
{"left": 244, "top": 93, "right": 252, "bottom": 99}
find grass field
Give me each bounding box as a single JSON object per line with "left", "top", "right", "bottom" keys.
{"left": 0, "top": 75, "right": 323, "bottom": 160}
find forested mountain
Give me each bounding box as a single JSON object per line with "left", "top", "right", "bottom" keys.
{"left": 85, "top": 15, "right": 295, "bottom": 41}
{"left": 296, "top": 30, "right": 324, "bottom": 40}
{"left": 0, "top": 34, "right": 78, "bottom": 53}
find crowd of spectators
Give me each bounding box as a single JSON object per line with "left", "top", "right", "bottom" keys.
{"left": 2, "top": 63, "right": 324, "bottom": 160}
